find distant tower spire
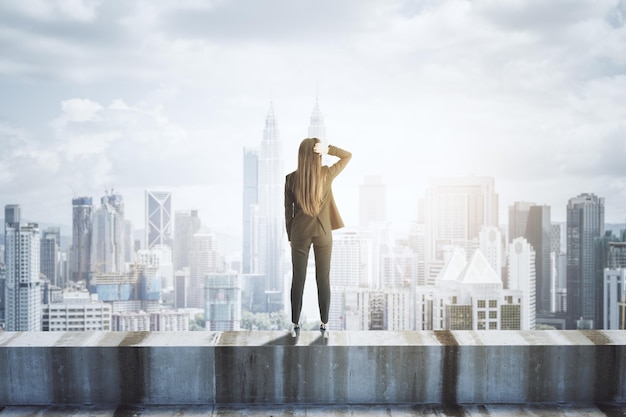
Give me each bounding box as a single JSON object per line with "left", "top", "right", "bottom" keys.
{"left": 264, "top": 102, "right": 278, "bottom": 139}
{"left": 258, "top": 102, "right": 284, "bottom": 306}
{"left": 308, "top": 97, "right": 326, "bottom": 141}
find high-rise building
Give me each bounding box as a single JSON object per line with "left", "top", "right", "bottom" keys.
{"left": 174, "top": 268, "right": 189, "bottom": 309}
{"left": 603, "top": 268, "right": 626, "bottom": 329}
{"left": 123, "top": 219, "right": 135, "bottom": 265}
{"left": 189, "top": 225, "right": 224, "bottom": 309}
{"left": 526, "top": 205, "right": 552, "bottom": 314}
{"left": 173, "top": 210, "right": 201, "bottom": 272}
{"left": 0, "top": 264, "right": 6, "bottom": 329}
{"left": 90, "top": 264, "right": 161, "bottom": 314}
{"left": 603, "top": 268, "right": 626, "bottom": 330}
{"left": 424, "top": 176, "right": 499, "bottom": 284}
{"left": 242, "top": 148, "right": 259, "bottom": 275}
{"left": 4, "top": 205, "right": 42, "bottom": 331}
{"left": 71, "top": 197, "right": 92, "bottom": 283}
{"left": 40, "top": 227, "right": 61, "bottom": 287}
{"left": 381, "top": 245, "right": 417, "bottom": 289}
{"left": 508, "top": 201, "right": 535, "bottom": 242}
{"left": 327, "top": 229, "right": 364, "bottom": 330}
{"left": 145, "top": 190, "right": 172, "bottom": 249}
{"left": 308, "top": 98, "right": 327, "bottom": 140}
{"left": 479, "top": 226, "right": 504, "bottom": 280}
{"left": 608, "top": 241, "right": 626, "bottom": 269}
{"left": 330, "top": 229, "right": 362, "bottom": 288}
{"left": 566, "top": 193, "right": 604, "bottom": 329}
{"left": 204, "top": 272, "right": 241, "bottom": 331}
{"left": 409, "top": 222, "right": 427, "bottom": 286}
{"left": 592, "top": 233, "right": 626, "bottom": 329}
{"left": 508, "top": 237, "right": 536, "bottom": 330}
{"left": 359, "top": 175, "right": 387, "bottom": 229}
{"left": 91, "top": 190, "right": 126, "bottom": 275}
{"left": 509, "top": 203, "right": 554, "bottom": 316}
{"left": 257, "top": 104, "right": 284, "bottom": 307}
{"left": 136, "top": 245, "right": 174, "bottom": 290}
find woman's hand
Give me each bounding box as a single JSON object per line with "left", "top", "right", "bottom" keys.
{"left": 313, "top": 143, "right": 329, "bottom": 155}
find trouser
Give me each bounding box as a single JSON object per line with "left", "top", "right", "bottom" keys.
{"left": 290, "top": 233, "right": 332, "bottom": 325}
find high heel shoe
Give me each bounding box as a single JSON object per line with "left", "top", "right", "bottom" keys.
{"left": 291, "top": 324, "right": 300, "bottom": 338}
{"left": 320, "top": 323, "right": 328, "bottom": 338}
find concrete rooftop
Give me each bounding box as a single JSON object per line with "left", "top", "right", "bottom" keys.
{"left": 1, "top": 403, "right": 626, "bottom": 416}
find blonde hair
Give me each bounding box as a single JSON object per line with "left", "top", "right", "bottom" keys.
{"left": 295, "top": 138, "right": 325, "bottom": 217}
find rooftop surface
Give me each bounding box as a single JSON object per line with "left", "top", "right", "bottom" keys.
{"left": 1, "top": 403, "right": 626, "bottom": 416}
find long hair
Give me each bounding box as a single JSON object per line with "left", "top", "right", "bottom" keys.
{"left": 295, "top": 138, "right": 325, "bottom": 217}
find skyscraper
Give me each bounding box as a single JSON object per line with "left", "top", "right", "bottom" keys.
{"left": 91, "top": 190, "right": 126, "bottom": 275}
{"left": 526, "top": 205, "right": 552, "bottom": 314}
{"left": 189, "top": 225, "right": 224, "bottom": 309}
{"left": 173, "top": 210, "right": 201, "bottom": 272}
{"left": 257, "top": 104, "right": 284, "bottom": 307}
{"left": 145, "top": 190, "right": 172, "bottom": 249}
{"left": 509, "top": 203, "right": 553, "bottom": 315}
{"left": 424, "top": 176, "right": 499, "bottom": 283}
{"left": 40, "top": 227, "right": 61, "bottom": 287}
{"left": 71, "top": 197, "right": 92, "bottom": 283}
{"left": 242, "top": 148, "right": 259, "bottom": 274}
{"left": 479, "top": 226, "right": 504, "bottom": 280}
{"left": 308, "top": 98, "right": 327, "bottom": 140}
{"left": 566, "top": 193, "right": 604, "bottom": 329}
{"left": 508, "top": 237, "right": 536, "bottom": 330}
{"left": 359, "top": 175, "right": 387, "bottom": 229}
{"left": 508, "top": 201, "right": 535, "bottom": 242}
{"left": 603, "top": 268, "right": 626, "bottom": 329}
{"left": 4, "top": 205, "right": 42, "bottom": 331}
{"left": 204, "top": 272, "right": 241, "bottom": 331}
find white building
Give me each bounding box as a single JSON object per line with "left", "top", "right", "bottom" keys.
{"left": 416, "top": 248, "right": 524, "bottom": 331}
{"left": 42, "top": 297, "right": 111, "bottom": 331}
{"left": 330, "top": 229, "right": 362, "bottom": 288}
{"left": 4, "top": 205, "right": 42, "bottom": 331}
{"left": 150, "top": 310, "right": 190, "bottom": 331}
{"left": 507, "top": 237, "right": 536, "bottom": 330}
{"left": 112, "top": 311, "right": 151, "bottom": 331}
{"left": 327, "top": 227, "right": 386, "bottom": 330}
{"left": 340, "top": 287, "right": 413, "bottom": 331}
{"left": 479, "top": 225, "right": 504, "bottom": 280}
{"left": 604, "top": 268, "right": 626, "bottom": 330}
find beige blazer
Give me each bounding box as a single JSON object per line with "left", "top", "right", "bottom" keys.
{"left": 284, "top": 145, "right": 352, "bottom": 241}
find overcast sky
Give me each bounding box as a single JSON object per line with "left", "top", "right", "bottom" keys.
{"left": 1, "top": 0, "right": 626, "bottom": 242}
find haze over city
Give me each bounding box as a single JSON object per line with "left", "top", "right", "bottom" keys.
{"left": 1, "top": 0, "right": 626, "bottom": 238}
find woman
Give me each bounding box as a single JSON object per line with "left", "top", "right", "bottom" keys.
{"left": 284, "top": 138, "right": 352, "bottom": 337}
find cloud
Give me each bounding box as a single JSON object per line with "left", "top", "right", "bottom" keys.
{"left": 2, "top": 0, "right": 101, "bottom": 22}
{"left": 1, "top": 0, "right": 626, "bottom": 228}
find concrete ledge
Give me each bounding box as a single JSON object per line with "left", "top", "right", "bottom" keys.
{"left": 0, "top": 330, "right": 625, "bottom": 406}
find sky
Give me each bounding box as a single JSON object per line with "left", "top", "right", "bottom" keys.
{"left": 1, "top": 0, "right": 626, "bottom": 245}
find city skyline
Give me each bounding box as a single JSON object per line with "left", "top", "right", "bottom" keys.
{"left": 1, "top": 1, "right": 626, "bottom": 237}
